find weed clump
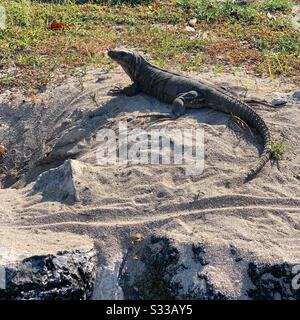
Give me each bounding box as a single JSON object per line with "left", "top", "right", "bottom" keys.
{"left": 264, "top": 0, "right": 293, "bottom": 12}
{"left": 271, "top": 134, "right": 289, "bottom": 160}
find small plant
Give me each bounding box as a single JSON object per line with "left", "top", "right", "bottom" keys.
{"left": 270, "top": 134, "right": 289, "bottom": 160}
{"left": 109, "top": 0, "right": 154, "bottom": 5}
{"left": 88, "top": 92, "right": 98, "bottom": 105}
{"left": 125, "top": 16, "right": 137, "bottom": 26}
{"left": 264, "top": 0, "right": 293, "bottom": 11}
{"left": 213, "top": 64, "right": 225, "bottom": 74}
{"left": 255, "top": 38, "right": 272, "bottom": 51}
{"left": 6, "top": 0, "right": 32, "bottom": 28}
{"left": 277, "top": 34, "right": 299, "bottom": 53}
{"left": 193, "top": 189, "right": 204, "bottom": 200}
{"left": 177, "top": 0, "right": 260, "bottom": 22}
{"left": 152, "top": 58, "right": 165, "bottom": 68}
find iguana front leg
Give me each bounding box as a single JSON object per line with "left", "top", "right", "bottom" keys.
{"left": 109, "top": 83, "right": 141, "bottom": 97}
{"left": 172, "top": 91, "right": 205, "bottom": 116}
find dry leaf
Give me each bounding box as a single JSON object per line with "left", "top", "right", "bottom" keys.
{"left": 50, "top": 22, "right": 67, "bottom": 31}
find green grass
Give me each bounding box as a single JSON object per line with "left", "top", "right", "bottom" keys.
{"left": 264, "top": 0, "right": 293, "bottom": 11}
{"left": 277, "top": 34, "right": 299, "bottom": 52}
{"left": 0, "top": 0, "right": 299, "bottom": 93}
{"left": 177, "top": 0, "right": 264, "bottom": 22}
{"left": 271, "top": 134, "right": 290, "bottom": 160}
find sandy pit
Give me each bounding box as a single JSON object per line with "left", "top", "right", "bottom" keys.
{"left": 0, "top": 67, "right": 299, "bottom": 299}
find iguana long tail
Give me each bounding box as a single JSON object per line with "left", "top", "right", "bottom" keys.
{"left": 215, "top": 89, "right": 272, "bottom": 181}
{"left": 240, "top": 105, "right": 271, "bottom": 182}
{"left": 245, "top": 146, "right": 272, "bottom": 181}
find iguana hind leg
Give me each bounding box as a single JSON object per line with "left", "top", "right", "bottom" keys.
{"left": 172, "top": 98, "right": 186, "bottom": 116}
{"left": 172, "top": 91, "right": 205, "bottom": 116}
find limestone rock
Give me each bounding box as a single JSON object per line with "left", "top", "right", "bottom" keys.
{"left": 31, "top": 159, "right": 101, "bottom": 204}
{"left": 0, "top": 248, "right": 96, "bottom": 300}
{"left": 32, "top": 159, "right": 80, "bottom": 203}
{"left": 184, "top": 26, "right": 196, "bottom": 33}
{"left": 0, "top": 230, "right": 97, "bottom": 300}
{"left": 120, "top": 235, "right": 300, "bottom": 300}
{"left": 188, "top": 18, "right": 197, "bottom": 27}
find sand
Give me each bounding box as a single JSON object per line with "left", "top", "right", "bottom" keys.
{"left": 0, "top": 66, "right": 299, "bottom": 299}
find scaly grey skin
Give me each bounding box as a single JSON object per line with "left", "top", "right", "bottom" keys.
{"left": 107, "top": 48, "right": 271, "bottom": 181}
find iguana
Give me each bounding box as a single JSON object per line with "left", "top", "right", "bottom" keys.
{"left": 108, "top": 48, "right": 271, "bottom": 181}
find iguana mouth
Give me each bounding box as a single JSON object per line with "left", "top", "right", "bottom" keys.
{"left": 107, "top": 49, "right": 141, "bottom": 82}
{"left": 107, "top": 49, "right": 118, "bottom": 60}
{"left": 107, "top": 48, "right": 132, "bottom": 64}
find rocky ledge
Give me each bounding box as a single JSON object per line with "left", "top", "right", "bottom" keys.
{"left": 0, "top": 230, "right": 97, "bottom": 300}
{"left": 120, "top": 235, "right": 300, "bottom": 300}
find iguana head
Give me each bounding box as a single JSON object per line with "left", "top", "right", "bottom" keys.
{"left": 108, "top": 48, "right": 141, "bottom": 81}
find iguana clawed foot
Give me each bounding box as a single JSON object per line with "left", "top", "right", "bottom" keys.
{"left": 108, "top": 83, "right": 141, "bottom": 97}
{"left": 108, "top": 85, "right": 124, "bottom": 96}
